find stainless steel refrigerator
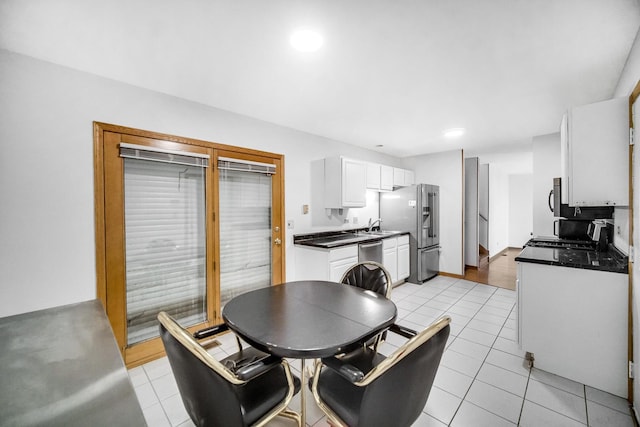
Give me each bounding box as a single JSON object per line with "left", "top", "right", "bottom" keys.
{"left": 380, "top": 184, "right": 439, "bottom": 282}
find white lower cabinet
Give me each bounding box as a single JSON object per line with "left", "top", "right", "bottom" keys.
{"left": 383, "top": 235, "right": 410, "bottom": 285}
{"left": 295, "top": 245, "right": 358, "bottom": 282}
{"left": 295, "top": 234, "right": 411, "bottom": 285}
{"left": 518, "top": 262, "right": 628, "bottom": 397}
{"left": 383, "top": 238, "right": 398, "bottom": 283}
{"left": 397, "top": 235, "right": 410, "bottom": 281}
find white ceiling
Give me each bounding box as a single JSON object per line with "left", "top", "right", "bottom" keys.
{"left": 1, "top": 0, "right": 639, "bottom": 158}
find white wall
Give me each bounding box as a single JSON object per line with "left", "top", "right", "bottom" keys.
{"left": 532, "top": 133, "right": 561, "bottom": 237}
{"left": 479, "top": 163, "right": 489, "bottom": 249}
{"left": 464, "top": 158, "right": 478, "bottom": 267}
{"left": 509, "top": 174, "right": 533, "bottom": 246}
{"left": 405, "top": 150, "right": 464, "bottom": 276}
{"left": 488, "top": 164, "right": 510, "bottom": 255}
{"left": 0, "top": 49, "right": 401, "bottom": 317}
{"left": 615, "top": 26, "right": 640, "bottom": 98}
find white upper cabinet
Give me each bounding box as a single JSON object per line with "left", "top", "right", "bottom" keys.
{"left": 324, "top": 157, "right": 367, "bottom": 208}
{"left": 561, "top": 97, "right": 629, "bottom": 206}
{"left": 404, "top": 169, "right": 415, "bottom": 186}
{"left": 366, "top": 163, "right": 381, "bottom": 190}
{"left": 380, "top": 165, "right": 394, "bottom": 190}
{"left": 367, "top": 163, "right": 395, "bottom": 191}
{"left": 393, "top": 167, "right": 415, "bottom": 187}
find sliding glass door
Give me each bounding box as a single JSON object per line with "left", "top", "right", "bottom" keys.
{"left": 95, "top": 123, "right": 285, "bottom": 367}
{"left": 218, "top": 157, "right": 275, "bottom": 306}
{"left": 122, "top": 151, "right": 207, "bottom": 345}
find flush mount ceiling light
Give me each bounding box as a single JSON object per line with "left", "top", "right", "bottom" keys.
{"left": 290, "top": 28, "right": 323, "bottom": 52}
{"left": 443, "top": 128, "right": 466, "bottom": 138}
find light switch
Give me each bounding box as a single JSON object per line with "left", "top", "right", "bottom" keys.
{"left": 302, "top": 204, "right": 309, "bottom": 214}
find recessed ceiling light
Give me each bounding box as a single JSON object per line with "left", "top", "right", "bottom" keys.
{"left": 290, "top": 28, "right": 323, "bottom": 52}
{"left": 443, "top": 128, "right": 466, "bottom": 138}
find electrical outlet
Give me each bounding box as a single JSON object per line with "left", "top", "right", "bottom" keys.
{"left": 287, "top": 220, "right": 294, "bottom": 229}
{"left": 344, "top": 218, "right": 349, "bottom": 224}
{"left": 353, "top": 217, "right": 358, "bottom": 224}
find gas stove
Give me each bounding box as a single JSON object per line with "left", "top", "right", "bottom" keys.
{"left": 525, "top": 237, "right": 596, "bottom": 250}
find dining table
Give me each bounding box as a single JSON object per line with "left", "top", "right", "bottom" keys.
{"left": 222, "top": 280, "right": 397, "bottom": 426}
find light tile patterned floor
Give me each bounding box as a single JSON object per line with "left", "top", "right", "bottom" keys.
{"left": 130, "top": 276, "right": 635, "bottom": 426}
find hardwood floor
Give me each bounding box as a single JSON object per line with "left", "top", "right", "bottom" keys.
{"left": 464, "top": 247, "right": 521, "bottom": 290}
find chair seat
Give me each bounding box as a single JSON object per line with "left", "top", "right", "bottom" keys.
{"left": 313, "top": 348, "right": 385, "bottom": 427}
{"left": 220, "top": 347, "right": 301, "bottom": 426}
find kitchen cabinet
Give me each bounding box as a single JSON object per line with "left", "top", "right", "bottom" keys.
{"left": 366, "top": 163, "right": 394, "bottom": 191}
{"left": 517, "top": 261, "right": 628, "bottom": 397}
{"left": 324, "top": 157, "right": 367, "bottom": 208}
{"left": 295, "top": 245, "right": 358, "bottom": 282}
{"left": 560, "top": 97, "right": 629, "bottom": 206}
{"left": 393, "top": 167, "right": 415, "bottom": 187}
{"left": 382, "top": 235, "right": 410, "bottom": 284}
{"left": 366, "top": 163, "right": 381, "bottom": 190}
{"left": 397, "top": 234, "right": 410, "bottom": 281}
{"left": 382, "top": 237, "right": 398, "bottom": 282}
{"left": 381, "top": 165, "right": 394, "bottom": 190}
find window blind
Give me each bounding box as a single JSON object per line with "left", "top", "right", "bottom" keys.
{"left": 123, "top": 157, "right": 207, "bottom": 345}
{"left": 120, "top": 142, "right": 209, "bottom": 168}
{"left": 218, "top": 167, "right": 272, "bottom": 306}
{"left": 218, "top": 156, "right": 276, "bottom": 175}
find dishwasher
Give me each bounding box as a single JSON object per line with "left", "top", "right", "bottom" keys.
{"left": 358, "top": 240, "right": 383, "bottom": 263}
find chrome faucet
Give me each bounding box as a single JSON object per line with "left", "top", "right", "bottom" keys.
{"left": 368, "top": 218, "right": 382, "bottom": 232}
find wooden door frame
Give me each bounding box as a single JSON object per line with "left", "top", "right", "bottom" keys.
{"left": 628, "top": 83, "right": 640, "bottom": 403}
{"left": 93, "top": 122, "right": 286, "bottom": 367}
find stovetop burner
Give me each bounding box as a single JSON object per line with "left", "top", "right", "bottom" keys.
{"left": 525, "top": 238, "right": 596, "bottom": 250}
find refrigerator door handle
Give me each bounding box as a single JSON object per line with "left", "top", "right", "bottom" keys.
{"left": 433, "top": 192, "right": 438, "bottom": 238}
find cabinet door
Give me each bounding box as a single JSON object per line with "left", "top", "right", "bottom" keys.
{"left": 366, "top": 163, "right": 381, "bottom": 190}
{"left": 397, "top": 244, "right": 410, "bottom": 280}
{"left": 380, "top": 165, "right": 394, "bottom": 190}
{"left": 383, "top": 238, "right": 398, "bottom": 283}
{"left": 342, "top": 159, "right": 367, "bottom": 207}
{"left": 393, "top": 168, "right": 405, "bottom": 186}
{"left": 329, "top": 257, "right": 358, "bottom": 282}
{"left": 566, "top": 97, "right": 628, "bottom": 206}
{"left": 404, "top": 170, "right": 415, "bottom": 186}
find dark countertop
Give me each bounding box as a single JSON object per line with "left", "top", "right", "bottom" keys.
{"left": 515, "top": 245, "right": 628, "bottom": 274}
{"left": 293, "top": 228, "right": 409, "bottom": 249}
{"left": 0, "top": 300, "right": 146, "bottom": 426}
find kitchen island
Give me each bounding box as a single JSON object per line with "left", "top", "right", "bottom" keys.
{"left": 0, "top": 300, "right": 146, "bottom": 426}
{"left": 516, "top": 244, "right": 628, "bottom": 398}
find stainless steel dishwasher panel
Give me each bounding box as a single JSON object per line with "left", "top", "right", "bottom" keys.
{"left": 358, "top": 240, "right": 383, "bottom": 263}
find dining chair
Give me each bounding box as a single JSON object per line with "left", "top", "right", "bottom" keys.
{"left": 340, "top": 261, "right": 393, "bottom": 298}
{"left": 157, "top": 311, "right": 301, "bottom": 427}
{"left": 340, "top": 261, "right": 393, "bottom": 352}
{"left": 310, "top": 315, "right": 451, "bottom": 427}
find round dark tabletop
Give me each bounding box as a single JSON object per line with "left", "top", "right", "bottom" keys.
{"left": 222, "top": 280, "right": 397, "bottom": 358}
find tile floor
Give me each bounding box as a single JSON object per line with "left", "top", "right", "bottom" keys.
{"left": 129, "top": 276, "right": 636, "bottom": 426}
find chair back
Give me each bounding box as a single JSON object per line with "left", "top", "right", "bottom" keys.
{"left": 340, "top": 261, "right": 392, "bottom": 298}
{"left": 159, "top": 314, "right": 246, "bottom": 426}
{"left": 358, "top": 320, "right": 450, "bottom": 426}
